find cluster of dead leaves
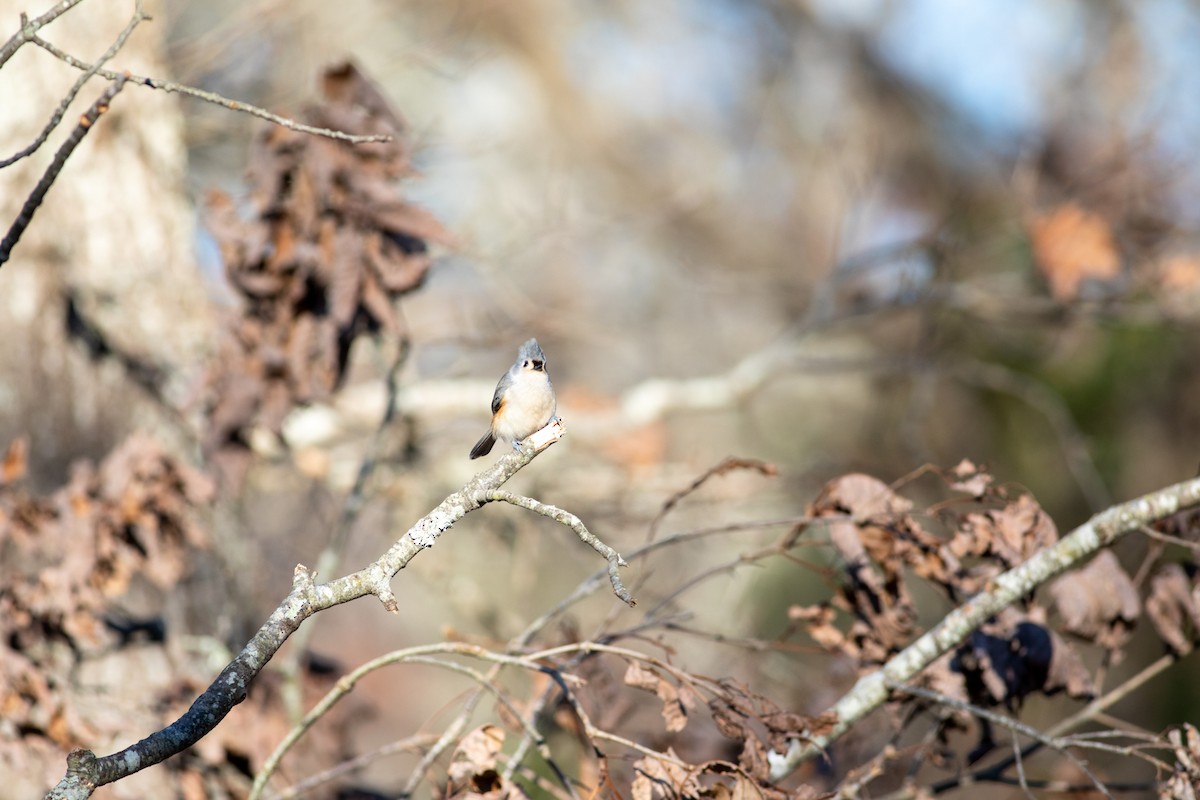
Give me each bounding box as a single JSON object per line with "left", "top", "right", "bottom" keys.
{"left": 204, "top": 61, "right": 450, "bottom": 483}
{"left": 1162, "top": 723, "right": 1200, "bottom": 800}
{"left": 788, "top": 459, "right": 1200, "bottom": 761}
{"left": 614, "top": 663, "right": 832, "bottom": 798}
{"left": 0, "top": 435, "right": 212, "bottom": 774}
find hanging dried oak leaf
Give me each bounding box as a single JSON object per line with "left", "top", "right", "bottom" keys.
{"left": 1146, "top": 564, "right": 1200, "bottom": 655}
{"left": 203, "top": 61, "right": 450, "bottom": 484}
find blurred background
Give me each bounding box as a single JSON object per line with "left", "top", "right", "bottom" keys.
{"left": 172, "top": 0, "right": 1200, "bottom": 512}
{"left": 3, "top": 0, "right": 1200, "bottom": 797}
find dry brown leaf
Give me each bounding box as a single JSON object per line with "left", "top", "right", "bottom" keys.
{"left": 810, "top": 473, "right": 913, "bottom": 521}
{"left": 1161, "top": 724, "right": 1200, "bottom": 800}
{"left": 1048, "top": 550, "right": 1139, "bottom": 653}
{"left": 1030, "top": 203, "right": 1122, "bottom": 302}
{"left": 953, "top": 610, "right": 1092, "bottom": 710}
{"left": 0, "top": 435, "right": 213, "bottom": 766}
{"left": 947, "top": 459, "right": 993, "bottom": 499}
{"left": 202, "top": 62, "right": 446, "bottom": 486}
{"left": 631, "top": 749, "right": 700, "bottom": 800}
{"left": 952, "top": 493, "right": 1057, "bottom": 567}
{"left": 448, "top": 724, "right": 506, "bottom": 795}
{"left": 624, "top": 661, "right": 691, "bottom": 733}
{"left": 1146, "top": 564, "right": 1200, "bottom": 655}
{"left": 624, "top": 660, "right": 661, "bottom": 692}
{"left": 1, "top": 438, "right": 28, "bottom": 485}
{"left": 1043, "top": 626, "right": 1094, "bottom": 699}
{"left": 788, "top": 604, "right": 854, "bottom": 656}
{"left": 738, "top": 737, "right": 771, "bottom": 783}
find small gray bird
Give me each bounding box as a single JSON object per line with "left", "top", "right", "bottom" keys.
{"left": 469, "top": 338, "right": 558, "bottom": 459}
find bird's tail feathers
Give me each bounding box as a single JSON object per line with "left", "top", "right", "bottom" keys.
{"left": 469, "top": 431, "right": 496, "bottom": 459}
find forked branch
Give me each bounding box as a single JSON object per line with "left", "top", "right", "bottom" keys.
{"left": 44, "top": 422, "right": 623, "bottom": 799}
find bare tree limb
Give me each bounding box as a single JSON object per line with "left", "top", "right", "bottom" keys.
{"left": 767, "top": 474, "right": 1200, "bottom": 781}
{"left": 0, "top": 75, "right": 126, "bottom": 269}
{"left": 44, "top": 423, "right": 600, "bottom": 799}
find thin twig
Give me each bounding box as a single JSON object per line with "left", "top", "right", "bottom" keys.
{"left": 400, "top": 684, "right": 487, "bottom": 797}
{"left": 907, "top": 652, "right": 1183, "bottom": 798}
{"left": 500, "top": 756, "right": 579, "bottom": 800}
{"left": 1011, "top": 734, "right": 1034, "bottom": 800}
{"left": 1139, "top": 522, "right": 1200, "bottom": 553}
{"left": 271, "top": 733, "right": 439, "bottom": 800}
{"left": 0, "top": 2, "right": 145, "bottom": 169}
{"left": 0, "top": 76, "right": 126, "bottom": 268}
{"left": 949, "top": 359, "right": 1112, "bottom": 512}
{"left": 251, "top": 642, "right": 582, "bottom": 800}
{"left": 475, "top": 489, "right": 635, "bottom": 606}
{"left": 29, "top": 35, "right": 391, "bottom": 144}
{"left": 645, "top": 456, "right": 777, "bottom": 543}
{"left": 278, "top": 337, "right": 411, "bottom": 722}
{"left": 551, "top": 671, "right": 692, "bottom": 768}
{"left": 890, "top": 682, "right": 1114, "bottom": 800}
{"left": 400, "top": 657, "right": 579, "bottom": 800}
{"left": 0, "top": 0, "right": 86, "bottom": 68}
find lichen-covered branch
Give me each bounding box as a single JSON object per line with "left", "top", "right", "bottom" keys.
{"left": 44, "top": 424, "right": 584, "bottom": 799}
{"left": 767, "top": 474, "right": 1200, "bottom": 781}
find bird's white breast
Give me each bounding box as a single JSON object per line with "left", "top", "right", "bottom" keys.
{"left": 495, "top": 370, "right": 556, "bottom": 442}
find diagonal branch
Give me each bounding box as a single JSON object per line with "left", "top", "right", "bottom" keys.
{"left": 29, "top": 34, "right": 391, "bottom": 144}
{"left": 0, "top": 75, "right": 127, "bottom": 269}
{"left": 767, "top": 474, "right": 1200, "bottom": 782}
{"left": 45, "top": 423, "right": 588, "bottom": 799}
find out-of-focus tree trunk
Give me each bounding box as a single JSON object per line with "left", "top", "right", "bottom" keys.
{"left": 0, "top": 0, "right": 212, "bottom": 484}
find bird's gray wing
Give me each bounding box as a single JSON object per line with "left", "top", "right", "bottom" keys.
{"left": 490, "top": 370, "right": 513, "bottom": 415}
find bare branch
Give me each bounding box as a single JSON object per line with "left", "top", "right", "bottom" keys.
{"left": 0, "top": 75, "right": 127, "bottom": 269}
{"left": 0, "top": 2, "right": 146, "bottom": 169}
{"left": 475, "top": 488, "right": 636, "bottom": 606}
{"left": 44, "top": 425, "right": 579, "bottom": 799}
{"left": 278, "top": 337, "right": 411, "bottom": 722}
{"left": 921, "top": 651, "right": 1184, "bottom": 797}
{"left": 647, "top": 456, "right": 778, "bottom": 543}
{"left": 28, "top": 34, "right": 391, "bottom": 144}
{"left": 0, "top": 0, "right": 86, "bottom": 68}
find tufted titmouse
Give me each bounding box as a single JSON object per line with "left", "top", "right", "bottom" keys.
{"left": 469, "top": 338, "right": 558, "bottom": 459}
